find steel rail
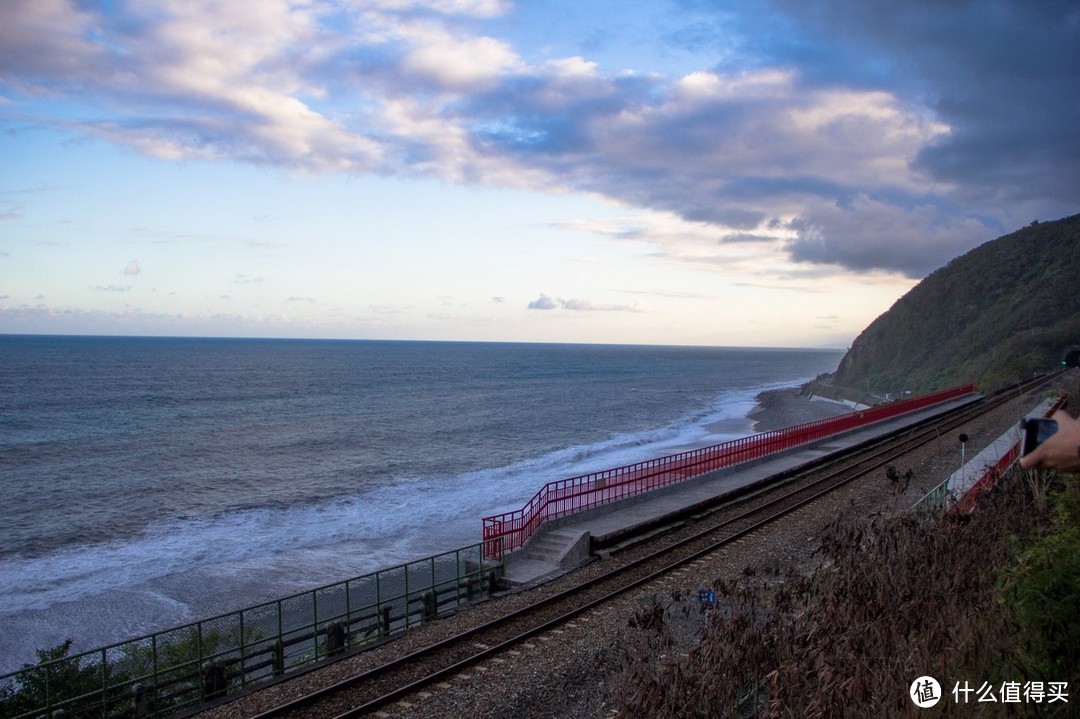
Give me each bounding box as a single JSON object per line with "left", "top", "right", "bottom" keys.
{"left": 245, "top": 372, "right": 1061, "bottom": 719}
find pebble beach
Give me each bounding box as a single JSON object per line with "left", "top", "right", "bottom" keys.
{"left": 748, "top": 386, "right": 855, "bottom": 432}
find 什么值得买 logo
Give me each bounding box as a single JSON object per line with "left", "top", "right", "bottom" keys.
{"left": 910, "top": 676, "right": 942, "bottom": 708}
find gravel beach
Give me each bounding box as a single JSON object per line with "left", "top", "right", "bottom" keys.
{"left": 748, "top": 385, "right": 855, "bottom": 432}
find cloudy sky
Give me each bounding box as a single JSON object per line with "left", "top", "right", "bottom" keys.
{"left": 2, "top": 0, "right": 1077, "bottom": 347}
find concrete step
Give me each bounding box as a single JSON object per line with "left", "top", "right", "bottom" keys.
{"left": 522, "top": 545, "right": 562, "bottom": 561}
{"left": 522, "top": 528, "right": 580, "bottom": 561}
{"left": 503, "top": 527, "right": 593, "bottom": 586}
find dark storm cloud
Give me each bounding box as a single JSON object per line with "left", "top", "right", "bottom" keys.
{"left": 784, "top": 196, "right": 990, "bottom": 277}
{"left": 763, "top": 0, "right": 1080, "bottom": 206}
{"left": 635, "top": 0, "right": 1079, "bottom": 275}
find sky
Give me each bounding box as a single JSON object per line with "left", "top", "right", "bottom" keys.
{"left": 1, "top": 0, "right": 1077, "bottom": 348}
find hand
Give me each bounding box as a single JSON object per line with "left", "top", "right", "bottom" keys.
{"left": 1019, "top": 410, "right": 1080, "bottom": 473}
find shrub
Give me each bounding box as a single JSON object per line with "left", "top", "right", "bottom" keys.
{"left": 997, "top": 476, "right": 1080, "bottom": 682}
{"left": 0, "top": 640, "right": 132, "bottom": 719}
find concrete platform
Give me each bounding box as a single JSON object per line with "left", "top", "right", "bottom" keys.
{"left": 503, "top": 394, "right": 984, "bottom": 586}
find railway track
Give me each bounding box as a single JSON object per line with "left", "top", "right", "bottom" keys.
{"left": 239, "top": 373, "right": 1062, "bottom": 719}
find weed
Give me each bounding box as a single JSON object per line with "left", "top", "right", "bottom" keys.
{"left": 612, "top": 463, "right": 1073, "bottom": 717}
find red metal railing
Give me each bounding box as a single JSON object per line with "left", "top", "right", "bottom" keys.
{"left": 952, "top": 394, "right": 1068, "bottom": 513}
{"left": 482, "top": 384, "right": 975, "bottom": 558}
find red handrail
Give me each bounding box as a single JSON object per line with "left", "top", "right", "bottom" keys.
{"left": 483, "top": 384, "right": 975, "bottom": 558}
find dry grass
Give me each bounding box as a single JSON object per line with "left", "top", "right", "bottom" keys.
{"left": 611, "top": 466, "right": 1075, "bottom": 718}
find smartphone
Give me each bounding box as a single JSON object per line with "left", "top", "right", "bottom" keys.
{"left": 1021, "top": 417, "right": 1058, "bottom": 456}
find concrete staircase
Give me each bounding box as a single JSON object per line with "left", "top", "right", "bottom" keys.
{"left": 502, "top": 526, "right": 592, "bottom": 586}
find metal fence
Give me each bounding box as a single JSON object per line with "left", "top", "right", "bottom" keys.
{"left": 0, "top": 540, "right": 502, "bottom": 719}
{"left": 483, "top": 384, "right": 976, "bottom": 557}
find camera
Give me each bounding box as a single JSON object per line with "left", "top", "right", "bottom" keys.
{"left": 1020, "top": 417, "right": 1058, "bottom": 456}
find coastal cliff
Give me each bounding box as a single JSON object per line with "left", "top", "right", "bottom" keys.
{"left": 825, "top": 213, "right": 1080, "bottom": 399}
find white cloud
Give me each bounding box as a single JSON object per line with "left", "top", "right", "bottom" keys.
{"left": 4, "top": 2, "right": 942, "bottom": 202}
{"left": 527, "top": 293, "right": 558, "bottom": 310}
{"left": 3, "top": 0, "right": 1071, "bottom": 284}
{"left": 399, "top": 24, "right": 524, "bottom": 91}
{"left": 527, "top": 293, "right": 644, "bottom": 312}
{"left": 124, "top": 260, "right": 141, "bottom": 276}
{"left": 364, "top": 0, "right": 509, "bottom": 17}
{"left": 559, "top": 210, "right": 797, "bottom": 278}
{"left": 12, "top": 0, "right": 385, "bottom": 169}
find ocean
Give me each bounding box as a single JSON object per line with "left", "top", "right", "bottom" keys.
{"left": 0, "top": 336, "right": 843, "bottom": 671}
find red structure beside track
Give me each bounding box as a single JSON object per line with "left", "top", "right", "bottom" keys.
{"left": 951, "top": 393, "right": 1067, "bottom": 514}
{"left": 482, "top": 384, "right": 975, "bottom": 558}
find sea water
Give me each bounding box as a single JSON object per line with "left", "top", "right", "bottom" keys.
{"left": 0, "top": 336, "right": 843, "bottom": 671}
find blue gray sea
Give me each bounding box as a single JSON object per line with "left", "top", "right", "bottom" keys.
{"left": 0, "top": 336, "right": 843, "bottom": 671}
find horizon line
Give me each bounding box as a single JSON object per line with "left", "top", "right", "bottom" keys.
{"left": 0, "top": 331, "right": 850, "bottom": 353}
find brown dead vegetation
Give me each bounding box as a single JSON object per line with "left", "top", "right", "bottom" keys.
{"left": 611, "top": 465, "right": 1076, "bottom": 718}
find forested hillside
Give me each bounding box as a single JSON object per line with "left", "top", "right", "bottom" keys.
{"left": 829, "top": 213, "right": 1080, "bottom": 398}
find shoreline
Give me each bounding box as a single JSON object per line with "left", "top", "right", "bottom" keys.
{"left": 747, "top": 385, "right": 853, "bottom": 432}
{"left": 1, "top": 381, "right": 849, "bottom": 674}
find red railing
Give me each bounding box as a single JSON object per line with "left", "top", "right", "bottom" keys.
{"left": 952, "top": 394, "right": 1068, "bottom": 513}
{"left": 482, "top": 384, "right": 976, "bottom": 558}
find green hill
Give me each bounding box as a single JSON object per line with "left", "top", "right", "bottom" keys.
{"left": 827, "top": 212, "right": 1080, "bottom": 399}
